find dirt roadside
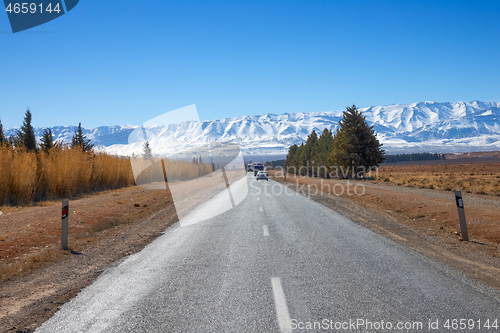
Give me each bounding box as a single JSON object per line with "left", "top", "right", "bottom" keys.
{"left": 0, "top": 170, "right": 244, "bottom": 333}
{"left": 270, "top": 172, "right": 500, "bottom": 292}
{"left": 0, "top": 187, "right": 178, "bottom": 333}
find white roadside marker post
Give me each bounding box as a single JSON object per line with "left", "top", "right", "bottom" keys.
{"left": 455, "top": 191, "right": 469, "bottom": 241}
{"left": 62, "top": 200, "right": 69, "bottom": 250}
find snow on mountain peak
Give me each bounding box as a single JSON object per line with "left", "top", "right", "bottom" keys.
{"left": 4, "top": 101, "right": 499, "bottom": 156}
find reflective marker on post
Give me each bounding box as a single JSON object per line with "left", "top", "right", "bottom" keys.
{"left": 455, "top": 191, "right": 468, "bottom": 241}
{"left": 62, "top": 200, "right": 69, "bottom": 250}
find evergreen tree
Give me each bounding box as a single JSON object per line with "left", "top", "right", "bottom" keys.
{"left": 298, "top": 130, "right": 318, "bottom": 175}
{"left": 285, "top": 144, "right": 298, "bottom": 172}
{"left": 313, "top": 128, "right": 333, "bottom": 177}
{"left": 142, "top": 141, "right": 153, "bottom": 160}
{"left": 40, "top": 128, "right": 54, "bottom": 152}
{"left": 0, "top": 118, "right": 5, "bottom": 146}
{"left": 8, "top": 134, "right": 16, "bottom": 148}
{"left": 16, "top": 108, "right": 37, "bottom": 151}
{"left": 71, "top": 123, "right": 94, "bottom": 152}
{"left": 142, "top": 141, "right": 152, "bottom": 160}
{"left": 294, "top": 143, "right": 305, "bottom": 174}
{"left": 327, "top": 105, "right": 384, "bottom": 178}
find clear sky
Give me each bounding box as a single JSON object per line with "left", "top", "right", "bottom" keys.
{"left": 1, "top": 0, "right": 499, "bottom": 128}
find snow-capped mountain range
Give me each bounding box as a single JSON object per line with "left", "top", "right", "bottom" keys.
{"left": 5, "top": 101, "right": 500, "bottom": 157}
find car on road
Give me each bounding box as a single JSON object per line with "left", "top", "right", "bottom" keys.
{"left": 256, "top": 171, "right": 268, "bottom": 181}
{"left": 253, "top": 162, "right": 264, "bottom": 176}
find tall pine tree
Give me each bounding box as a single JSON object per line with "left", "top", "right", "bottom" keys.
{"left": 0, "top": 118, "right": 5, "bottom": 146}
{"left": 285, "top": 144, "right": 298, "bottom": 171}
{"left": 71, "top": 123, "right": 94, "bottom": 152}
{"left": 327, "top": 105, "right": 384, "bottom": 178}
{"left": 284, "top": 128, "right": 333, "bottom": 176}
{"left": 299, "top": 129, "right": 319, "bottom": 175}
{"left": 16, "top": 108, "right": 37, "bottom": 151}
{"left": 40, "top": 128, "right": 54, "bottom": 152}
{"left": 314, "top": 128, "right": 333, "bottom": 177}
{"left": 142, "top": 141, "right": 152, "bottom": 160}
{"left": 294, "top": 143, "right": 305, "bottom": 174}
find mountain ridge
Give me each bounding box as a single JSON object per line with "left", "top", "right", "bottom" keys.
{"left": 4, "top": 101, "right": 500, "bottom": 156}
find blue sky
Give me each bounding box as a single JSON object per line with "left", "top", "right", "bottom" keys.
{"left": 1, "top": 0, "right": 499, "bottom": 128}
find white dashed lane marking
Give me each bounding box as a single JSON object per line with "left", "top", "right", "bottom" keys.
{"left": 271, "top": 277, "right": 292, "bottom": 333}
{"left": 263, "top": 225, "right": 269, "bottom": 236}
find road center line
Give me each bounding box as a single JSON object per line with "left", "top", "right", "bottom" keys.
{"left": 263, "top": 225, "right": 269, "bottom": 236}
{"left": 259, "top": 207, "right": 263, "bottom": 212}
{"left": 271, "top": 277, "right": 292, "bottom": 333}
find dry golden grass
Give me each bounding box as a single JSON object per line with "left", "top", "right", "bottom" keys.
{"left": 0, "top": 146, "right": 135, "bottom": 205}
{"left": 377, "top": 163, "right": 500, "bottom": 195}
{"left": 131, "top": 157, "right": 212, "bottom": 186}
{"left": 0, "top": 145, "right": 215, "bottom": 206}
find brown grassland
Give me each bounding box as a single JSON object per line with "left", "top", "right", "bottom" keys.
{"left": 376, "top": 162, "right": 500, "bottom": 195}
{"left": 0, "top": 145, "right": 213, "bottom": 205}
{"left": 0, "top": 146, "right": 135, "bottom": 205}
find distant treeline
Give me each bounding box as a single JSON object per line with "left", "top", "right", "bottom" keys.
{"left": 265, "top": 159, "right": 285, "bottom": 168}
{"left": 383, "top": 153, "right": 446, "bottom": 164}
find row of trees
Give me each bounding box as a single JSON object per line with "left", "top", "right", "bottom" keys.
{"left": 0, "top": 109, "right": 94, "bottom": 153}
{"left": 264, "top": 159, "right": 285, "bottom": 169}
{"left": 0, "top": 109, "right": 135, "bottom": 205}
{"left": 285, "top": 105, "right": 385, "bottom": 178}
{"left": 384, "top": 153, "right": 446, "bottom": 163}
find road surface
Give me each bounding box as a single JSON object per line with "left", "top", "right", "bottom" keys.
{"left": 36, "top": 174, "right": 500, "bottom": 332}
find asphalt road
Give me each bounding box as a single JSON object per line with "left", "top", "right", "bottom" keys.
{"left": 36, "top": 174, "right": 500, "bottom": 332}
